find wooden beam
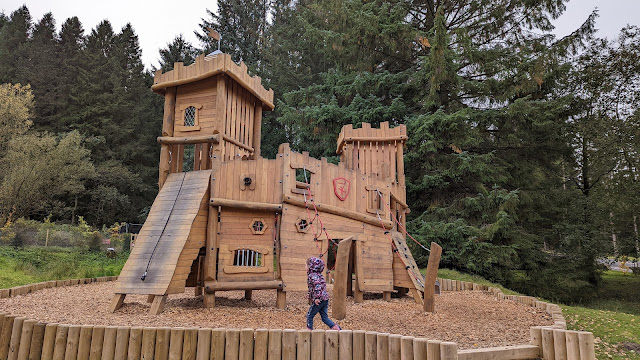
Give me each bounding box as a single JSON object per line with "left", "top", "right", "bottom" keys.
{"left": 204, "top": 202, "right": 219, "bottom": 308}
{"left": 157, "top": 135, "right": 220, "bottom": 145}
{"left": 423, "top": 242, "right": 443, "bottom": 313}
{"left": 204, "top": 280, "right": 283, "bottom": 292}
{"left": 109, "top": 294, "right": 126, "bottom": 313}
{"left": 458, "top": 345, "right": 539, "bottom": 360}
{"left": 150, "top": 295, "right": 167, "bottom": 315}
{"left": 210, "top": 198, "right": 282, "bottom": 212}
{"left": 283, "top": 196, "right": 394, "bottom": 228}
{"left": 276, "top": 290, "right": 286, "bottom": 309}
{"left": 332, "top": 237, "right": 354, "bottom": 320}
{"left": 252, "top": 102, "right": 262, "bottom": 158}
{"left": 222, "top": 134, "right": 255, "bottom": 153}
{"left": 337, "top": 135, "right": 407, "bottom": 154}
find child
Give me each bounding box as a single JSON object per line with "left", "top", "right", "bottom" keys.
{"left": 306, "top": 256, "right": 341, "bottom": 330}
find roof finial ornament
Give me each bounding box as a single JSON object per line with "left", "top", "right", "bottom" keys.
{"left": 206, "top": 27, "right": 223, "bottom": 56}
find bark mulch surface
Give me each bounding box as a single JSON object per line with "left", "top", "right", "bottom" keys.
{"left": 0, "top": 282, "right": 553, "bottom": 349}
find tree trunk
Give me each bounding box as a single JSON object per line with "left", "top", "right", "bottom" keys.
{"left": 609, "top": 212, "right": 618, "bottom": 257}
{"left": 634, "top": 215, "right": 640, "bottom": 258}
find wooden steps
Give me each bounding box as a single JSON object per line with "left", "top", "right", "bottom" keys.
{"left": 391, "top": 231, "right": 425, "bottom": 292}
{"left": 113, "top": 170, "right": 211, "bottom": 297}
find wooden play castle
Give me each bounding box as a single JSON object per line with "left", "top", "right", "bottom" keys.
{"left": 111, "top": 53, "right": 437, "bottom": 316}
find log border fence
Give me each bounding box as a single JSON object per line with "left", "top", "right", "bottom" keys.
{"left": 0, "top": 277, "right": 596, "bottom": 359}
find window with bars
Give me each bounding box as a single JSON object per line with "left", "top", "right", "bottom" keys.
{"left": 184, "top": 106, "right": 196, "bottom": 126}
{"left": 232, "top": 249, "right": 263, "bottom": 267}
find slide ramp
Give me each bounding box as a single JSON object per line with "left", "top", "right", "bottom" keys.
{"left": 391, "top": 231, "right": 425, "bottom": 292}
{"left": 114, "top": 170, "right": 210, "bottom": 296}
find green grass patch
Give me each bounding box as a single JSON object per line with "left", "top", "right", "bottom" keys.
{"left": 0, "top": 246, "right": 127, "bottom": 288}
{"left": 435, "top": 268, "right": 520, "bottom": 295}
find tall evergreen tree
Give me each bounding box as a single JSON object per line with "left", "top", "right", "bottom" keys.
{"left": 157, "top": 35, "right": 198, "bottom": 71}
{"left": 0, "top": 5, "right": 32, "bottom": 84}
{"left": 196, "top": 0, "right": 270, "bottom": 70}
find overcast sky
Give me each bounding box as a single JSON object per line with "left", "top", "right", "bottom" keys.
{"left": 2, "top": 0, "right": 639, "bottom": 70}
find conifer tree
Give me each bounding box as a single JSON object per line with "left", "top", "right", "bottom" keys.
{"left": 0, "top": 6, "right": 32, "bottom": 84}
{"left": 157, "top": 35, "right": 198, "bottom": 71}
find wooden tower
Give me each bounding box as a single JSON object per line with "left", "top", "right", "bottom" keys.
{"left": 111, "top": 52, "right": 437, "bottom": 316}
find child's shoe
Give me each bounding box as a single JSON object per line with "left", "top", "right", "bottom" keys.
{"left": 331, "top": 324, "right": 341, "bottom": 330}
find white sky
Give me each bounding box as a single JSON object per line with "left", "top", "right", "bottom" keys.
{"left": 1, "top": 0, "right": 639, "bottom": 70}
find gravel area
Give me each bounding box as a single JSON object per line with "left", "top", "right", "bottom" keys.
{"left": 0, "top": 282, "right": 552, "bottom": 349}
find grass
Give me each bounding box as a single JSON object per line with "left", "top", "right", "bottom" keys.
{"left": 438, "top": 268, "right": 640, "bottom": 360}
{"left": 0, "top": 246, "right": 128, "bottom": 288}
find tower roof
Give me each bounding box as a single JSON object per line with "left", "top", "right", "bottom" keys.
{"left": 152, "top": 53, "right": 275, "bottom": 110}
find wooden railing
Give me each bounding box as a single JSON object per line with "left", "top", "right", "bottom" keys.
{"left": 0, "top": 277, "right": 596, "bottom": 360}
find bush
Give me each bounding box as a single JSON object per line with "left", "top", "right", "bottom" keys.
{"left": 87, "top": 231, "right": 103, "bottom": 252}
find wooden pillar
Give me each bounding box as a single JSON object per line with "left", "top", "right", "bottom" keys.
{"left": 396, "top": 141, "right": 405, "bottom": 188}
{"left": 159, "top": 87, "right": 176, "bottom": 190}
{"left": 332, "top": 237, "right": 354, "bottom": 320}
{"left": 244, "top": 290, "right": 252, "bottom": 300}
{"left": 204, "top": 203, "right": 219, "bottom": 308}
{"left": 150, "top": 295, "right": 167, "bottom": 315}
{"left": 276, "top": 290, "right": 286, "bottom": 309}
{"left": 252, "top": 102, "right": 262, "bottom": 158}
{"left": 109, "top": 294, "right": 126, "bottom": 313}
{"left": 382, "top": 292, "right": 391, "bottom": 302}
{"left": 423, "top": 242, "right": 443, "bottom": 313}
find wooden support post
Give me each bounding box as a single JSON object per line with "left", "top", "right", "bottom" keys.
{"left": 150, "top": 295, "right": 167, "bottom": 315}
{"left": 423, "top": 242, "right": 443, "bottom": 313}
{"left": 338, "top": 330, "right": 352, "bottom": 360}
{"left": 578, "top": 331, "right": 596, "bottom": 360}
{"left": 204, "top": 204, "right": 219, "bottom": 308}
{"left": 427, "top": 340, "right": 441, "bottom": 360}
{"left": 439, "top": 342, "right": 458, "bottom": 360}
{"left": 282, "top": 330, "right": 296, "bottom": 360}
{"left": 396, "top": 141, "right": 405, "bottom": 188}
{"left": 347, "top": 249, "right": 354, "bottom": 297}
{"left": 128, "top": 327, "right": 143, "bottom": 360}
{"left": 332, "top": 237, "right": 354, "bottom": 320}
{"left": 412, "top": 338, "right": 426, "bottom": 360}
{"left": 146, "top": 295, "right": 154, "bottom": 304}
{"left": 276, "top": 290, "right": 286, "bottom": 309}
{"left": 195, "top": 287, "right": 203, "bottom": 296}
{"left": 382, "top": 292, "right": 391, "bottom": 302}
{"left": 252, "top": 102, "right": 262, "bottom": 158}
{"left": 159, "top": 87, "right": 176, "bottom": 190}
{"left": 244, "top": 290, "right": 252, "bottom": 301}
{"left": 354, "top": 242, "right": 364, "bottom": 303}
{"left": 254, "top": 329, "right": 268, "bottom": 360}
{"left": 109, "top": 294, "right": 126, "bottom": 313}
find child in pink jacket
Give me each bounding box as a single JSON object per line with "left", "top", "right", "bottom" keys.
{"left": 306, "top": 257, "right": 341, "bottom": 330}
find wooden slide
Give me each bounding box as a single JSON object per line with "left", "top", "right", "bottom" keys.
{"left": 111, "top": 170, "right": 210, "bottom": 313}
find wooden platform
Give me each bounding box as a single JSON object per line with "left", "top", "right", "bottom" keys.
{"left": 114, "top": 170, "right": 211, "bottom": 296}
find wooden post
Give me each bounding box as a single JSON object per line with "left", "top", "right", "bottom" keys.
{"left": 297, "top": 330, "right": 311, "bottom": 360}
{"left": 324, "top": 330, "right": 338, "bottom": 360}
{"left": 423, "top": 242, "right": 443, "bottom": 313}
{"left": 159, "top": 87, "right": 176, "bottom": 190}
{"left": 426, "top": 340, "right": 440, "bottom": 360}
{"left": 382, "top": 292, "right": 391, "bottom": 302}
{"left": 310, "top": 330, "right": 323, "bottom": 360}
{"left": 8, "top": 317, "right": 25, "bottom": 360}
{"left": 541, "top": 328, "right": 555, "bottom": 360}
{"left": 530, "top": 326, "right": 543, "bottom": 357}
{"left": 253, "top": 330, "right": 268, "bottom": 360}
{"left": 239, "top": 329, "right": 254, "bottom": 360}
{"left": 168, "top": 328, "right": 184, "bottom": 360}
{"left": 332, "top": 237, "right": 354, "bottom": 319}
{"left": 282, "top": 330, "right": 296, "bottom": 360}
{"left": 552, "top": 329, "right": 567, "bottom": 360}
{"left": 204, "top": 203, "right": 219, "bottom": 308}
{"left": 114, "top": 327, "right": 129, "bottom": 360}
{"left": 196, "top": 329, "right": 211, "bottom": 360}
{"left": 17, "top": 319, "right": 35, "bottom": 360}
{"left": 578, "top": 332, "right": 595, "bottom": 360}
{"left": 252, "top": 102, "right": 262, "bottom": 158}
{"left": 411, "top": 339, "right": 426, "bottom": 360}
{"left": 128, "top": 327, "right": 143, "bottom": 360}
{"left": 150, "top": 295, "right": 167, "bottom": 315}
{"left": 88, "top": 326, "right": 104, "bottom": 360}
{"left": 109, "top": 294, "right": 126, "bottom": 313}
{"left": 29, "top": 322, "right": 47, "bottom": 360}
{"left": 141, "top": 328, "right": 156, "bottom": 360}
{"left": 65, "top": 325, "right": 81, "bottom": 360}
{"left": 354, "top": 242, "right": 364, "bottom": 303}
{"left": 399, "top": 337, "right": 412, "bottom": 360}
{"left": 276, "top": 290, "right": 286, "bottom": 309}
{"left": 352, "top": 331, "right": 365, "bottom": 360}
{"left": 396, "top": 142, "right": 405, "bottom": 188}
{"left": 182, "top": 328, "right": 198, "bottom": 360}
{"left": 267, "top": 330, "right": 281, "bottom": 360}
{"left": 154, "top": 328, "right": 170, "bottom": 360}
{"left": 338, "top": 331, "right": 352, "bottom": 360}
{"left": 225, "top": 329, "right": 240, "bottom": 360}
{"left": 439, "top": 342, "right": 458, "bottom": 360}
{"left": 52, "top": 324, "right": 69, "bottom": 360}
{"left": 210, "top": 329, "right": 225, "bottom": 360}
{"left": 376, "top": 333, "right": 389, "bottom": 360}
{"left": 244, "top": 290, "right": 252, "bottom": 301}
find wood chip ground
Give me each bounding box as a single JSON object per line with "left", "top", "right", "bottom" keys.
{"left": 0, "top": 282, "right": 553, "bottom": 349}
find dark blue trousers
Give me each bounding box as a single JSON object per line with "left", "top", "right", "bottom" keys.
{"left": 306, "top": 300, "right": 335, "bottom": 329}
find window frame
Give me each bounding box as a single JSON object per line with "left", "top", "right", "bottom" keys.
{"left": 177, "top": 103, "right": 203, "bottom": 132}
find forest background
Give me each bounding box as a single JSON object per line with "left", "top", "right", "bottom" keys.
{"left": 1, "top": 0, "right": 639, "bottom": 304}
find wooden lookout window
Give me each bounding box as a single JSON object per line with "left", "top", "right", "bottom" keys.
{"left": 250, "top": 218, "right": 267, "bottom": 235}
{"left": 177, "top": 104, "right": 202, "bottom": 131}
{"left": 366, "top": 185, "right": 386, "bottom": 214}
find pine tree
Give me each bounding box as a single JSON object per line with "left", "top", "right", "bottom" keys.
{"left": 196, "top": 0, "right": 270, "bottom": 70}
{"left": 0, "top": 5, "right": 32, "bottom": 84}
{"left": 157, "top": 35, "right": 198, "bottom": 71}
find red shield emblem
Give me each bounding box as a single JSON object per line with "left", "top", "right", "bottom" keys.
{"left": 333, "top": 178, "right": 350, "bottom": 201}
